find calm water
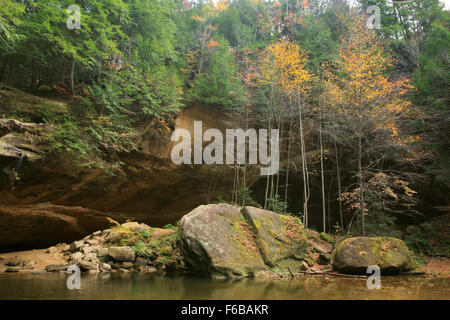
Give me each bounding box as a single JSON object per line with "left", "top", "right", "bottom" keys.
{"left": 0, "top": 273, "right": 449, "bottom": 300}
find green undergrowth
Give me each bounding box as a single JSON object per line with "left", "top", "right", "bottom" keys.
{"left": 107, "top": 218, "right": 178, "bottom": 262}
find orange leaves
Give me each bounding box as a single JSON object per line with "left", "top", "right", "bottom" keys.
{"left": 259, "top": 40, "right": 313, "bottom": 94}
{"left": 207, "top": 40, "right": 220, "bottom": 48}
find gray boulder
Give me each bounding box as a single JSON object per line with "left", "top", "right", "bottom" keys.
{"left": 79, "top": 260, "right": 99, "bottom": 271}
{"left": 177, "top": 204, "right": 309, "bottom": 279}
{"left": 108, "top": 246, "right": 135, "bottom": 262}
{"left": 331, "top": 237, "right": 414, "bottom": 274}
{"left": 45, "top": 263, "right": 67, "bottom": 272}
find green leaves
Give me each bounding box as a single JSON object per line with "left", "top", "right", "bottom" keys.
{"left": 189, "top": 38, "right": 244, "bottom": 108}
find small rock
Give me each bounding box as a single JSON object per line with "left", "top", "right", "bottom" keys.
{"left": 317, "top": 253, "right": 331, "bottom": 265}
{"left": 88, "top": 269, "right": 99, "bottom": 275}
{"left": 69, "top": 252, "right": 84, "bottom": 262}
{"left": 85, "top": 253, "right": 98, "bottom": 263}
{"left": 99, "top": 263, "right": 111, "bottom": 272}
{"left": 45, "top": 263, "right": 67, "bottom": 272}
{"left": 165, "top": 259, "right": 178, "bottom": 271}
{"left": 117, "top": 268, "right": 129, "bottom": 273}
{"left": 301, "top": 261, "right": 309, "bottom": 270}
{"left": 86, "top": 239, "right": 99, "bottom": 246}
{"left": 5, "top": 256, "right": 23, "bottom": 267}
{"left": 81, "top": 246, "right": 93, "bottom": 255}
{"left": 105, "top": 231, "right": 121, "bottom": 243}
{"left": 153, "top": 259, "right": 164, "bottom": 269}
{"left": 93, "top": 231, "right": 102, "bottom": 237}
{"left": 134, "top": 257, "right": 149, "bottom": 267}
{"left": 304, "top": 256, "right": 316, "bottom": 266}
{"left": 111, "top": 262, "right": 122, "bottom": 270}
{"left": 98, "top": 248, "right": 109, "bottom": 257}
{"left": 79, "top": 260, "right": 99, "bottom": 272}
{"left": 406, "top": 225, "right": 421, "bottom": 235}
{"left": 70, "top": 240, "right": 84, "bottom": 252}
{"left": 108, "top": 246, "right": 135, "bottom": 262}
{"left": 419, "top": 223, "right": 433, "bottom": 233}
{"left": 122, "top": 261, "right": 134, "bottom": 269}
{"left": 5, "top": 267, "right": 21, "bottom": 273}
{"left": 140, "top": 266, "right": 158, "bottom": 274}
{"left": 57, "top": 243, "right": 70, "bottom": 252}
{"left": 311, "top": 242, "right": 331, "bottom": 255}
{"left": 22, "top": 260, "right": 38, "bottom": 270}
{"left": 47, "top": 246, "right": 58, "bottom": 254}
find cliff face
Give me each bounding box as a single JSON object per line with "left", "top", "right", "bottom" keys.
{"left": 0, "top": 86, "right": 254, "bottom": 251}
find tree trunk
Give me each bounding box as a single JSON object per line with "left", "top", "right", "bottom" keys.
{"left": 70, "top": 58, "right": 75, "bottom": 95}
{"left": 358, "top": 133, "right": 365, "bottom": 236}
{"left": 298, "top": 93, "right": 309, "bottom": 227}
{"left": 334, "top": 136, "right": 344, "bottom": 234}
{"left": 319, "top": 109, "right": 326, "bottom": 233}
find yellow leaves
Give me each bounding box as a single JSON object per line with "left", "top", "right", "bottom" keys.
{"left": 394, "top": 180, "right": 418, "bottom": 197}
{"left": 215, "top": 0, "right": 229, "bottom": 12}
{"left": 259, "top": 40, "right": 313, "bottom": 94}
{"left": 322, "top": 15, "right": 413, "bottom": 147}
{"left": 385, "top": 187, "right": 398, "bottom": 200}
{"left": 191, "top": 15, "right": 205, "bottom": 22}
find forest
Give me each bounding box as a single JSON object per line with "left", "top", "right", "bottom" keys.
{"left": 0, "top": 0, "right": 449, "bottom": 255}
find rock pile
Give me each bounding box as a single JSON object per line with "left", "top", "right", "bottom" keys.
{"left": 42, "top": 222, "right": 186, "bottom": 275}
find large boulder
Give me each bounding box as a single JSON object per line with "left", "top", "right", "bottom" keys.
{"left": 108, "top": 246, "right": 135, "bottom": 262}
{"left": 177, "top": 204, "right": 265, "bottom": 278}
{"left": 177, "top": 204, "right": 309, "bottom": 279}
{"left": 242, "top": 207, "right": 308, "bottom": 271}
{"left": 331, "top": 237, "right": 414, "bottom": 275}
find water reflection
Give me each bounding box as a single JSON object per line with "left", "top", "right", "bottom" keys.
{"left": 0, "top": 273, "right": 448, "bottom": 300}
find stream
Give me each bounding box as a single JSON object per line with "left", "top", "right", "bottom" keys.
{"left": 0, "top": 273, "right": 448, "bottom": 300}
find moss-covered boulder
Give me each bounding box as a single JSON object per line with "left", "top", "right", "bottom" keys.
{"left": 177, "top": 204, "right": 266, "bottom": 279}
{"left": 242, "top": 207, "right": 308, "bottom": 273}
{"left": 331, "top": 237, "right": 414, "bottom": 274}
{"left": 177, "top": 204, "right": 309, "bottom": 279}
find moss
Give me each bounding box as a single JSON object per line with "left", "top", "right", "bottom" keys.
{"left": 0, "top": 85, "right": 69, "bottom": 121}
{"left": 320, "top": 232, "right": 335, "bottom": 244}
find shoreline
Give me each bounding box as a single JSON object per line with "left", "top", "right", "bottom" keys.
{"left": 1, "top": 247, "right": 449, "bottom": 278}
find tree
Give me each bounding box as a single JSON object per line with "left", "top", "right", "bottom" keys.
{"left": 260, "top": 39, "right": 313, "bottom": 225}
{"left": 323, "top": 14, "right": 413, "bottom": 235}
{"left": 189, "top": 38, "right": 244, "bottom": 108}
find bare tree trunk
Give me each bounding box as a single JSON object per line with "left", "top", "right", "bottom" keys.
{"left": 334, "top": 136, "right": 344, "bottom": 234}
{"left": 71, "top": 58, "right": 75, "bottom": 95}
{"left": 319, "top": 108, "right": 326, "bottom": 233}
{"left": 284, "top": 117, "right": 293, "bottom": 205}
{"left": 275, "top": 118, "right": 283, "bottom": 199}
{"left": 358, "top": 133, "right": 365, "bottom": 236}
{"left": 298, "top": 93, "right": 309, "bottom": 227}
